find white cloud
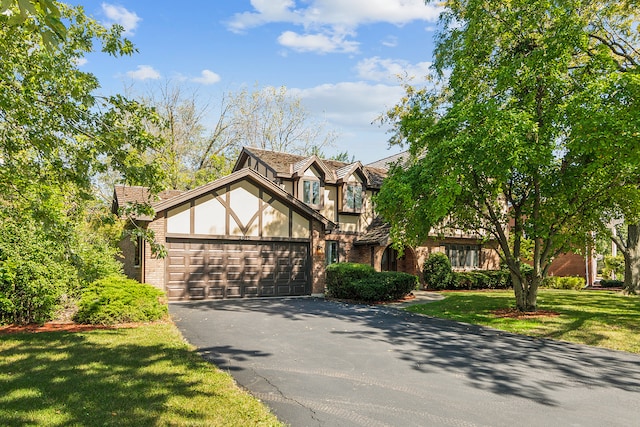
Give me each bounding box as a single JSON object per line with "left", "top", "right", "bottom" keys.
{"left": 291, "top": 81, "right": 404, "bottom": 129}
{"left": 126, "top": 65, "right": 161, "bottom": 81}
{"left": 101, "top": 3, "right": 141, "bottom": 35}
{"left": 356, "top": 57, "right": 432, "bottom": 83}
{"left": 191, "top": 69, "right": 221, "bottom": 85}
{"left": 278, "top": 31, "right": 359, "bottom": 54}
{"left": 74, "top": 58, "right": 88, "bottom": 67}
{"left": 381, "top": 36, "right": 398, "bottom": 48}
{"left": 227, "top": 0, "right": 299, "bottom": 33}
{"left": 227, "top": 0, "right": 441, "bottom": 54}
{"left": 291, "top": 81, "right": 407, "bottom": 162}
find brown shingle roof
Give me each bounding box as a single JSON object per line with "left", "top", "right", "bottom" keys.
{"left": 354, "top": 217, "right": 390, "bottom": 246}
{"left": 112, "top": 185, "right": 185, "bottom": 215}
{"left": 241, "top": 147, "right": 387, "bottom": 189}
{"left": 366, "top": 151, "right": 410, "bottom": 170}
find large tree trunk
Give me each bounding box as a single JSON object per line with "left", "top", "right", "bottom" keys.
{"left": 624, "top": 223, "right": 640, "bottom": 294}
{"left": 509, "top": 266, "right": 539, "bottom": 312}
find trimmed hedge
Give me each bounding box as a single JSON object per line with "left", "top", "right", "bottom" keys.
{"left": 73, "top": 275, "right": 168, "bottom": 325}
{"left": 326, "top": 262, "right": 417, "bottom": 302}
{"left": 541, "top": 276, "right": 585, "bottom": 290}
{"left": 326, "top": 263, "right": 376, "bottom": 299}
{"left": 423, "top": 253, "right": 512, "bottom": 290}
{"left": 422, "top": 253, "right": 453, "bottom": 290}
{"left": 352, "top": 272, "right": 418, "bottom": 302}
{"left": 599, "top": 279, "right": 624, "bottom": 288}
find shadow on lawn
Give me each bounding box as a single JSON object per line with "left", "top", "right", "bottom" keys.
{"left": 0, "top": 328, "right": 212, "bottom": 426}
{"left": 173, "top": 297, "right": 640, "bottom": 407}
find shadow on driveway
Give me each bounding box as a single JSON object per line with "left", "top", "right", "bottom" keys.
{"left": 171, "top": 297, "right": 640, "bottom": 427}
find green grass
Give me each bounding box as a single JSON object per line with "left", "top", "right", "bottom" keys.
{"left": 406, "top": 289, "right": 640, "bottom": 354}
{"left": 0, "top": 322, "right": 282, "bottom": 426}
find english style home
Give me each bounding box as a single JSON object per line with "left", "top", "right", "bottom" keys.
{"left": 113, "top": 147, "right": 500, "bottom": 300}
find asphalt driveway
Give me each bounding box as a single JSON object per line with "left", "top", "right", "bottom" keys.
{"left": 170, "top": 297, "right": 640, "bottom": 427}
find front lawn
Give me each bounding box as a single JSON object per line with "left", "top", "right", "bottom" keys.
{"left": 0, "top": 322, "right": 282, "bottom": 426}
{"left": 406, "top": 289, "right": 640, "bottom": 354}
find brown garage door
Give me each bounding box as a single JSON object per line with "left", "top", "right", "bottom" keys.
{"left": 165, "top": 238, "right": 310, "bottom": 300}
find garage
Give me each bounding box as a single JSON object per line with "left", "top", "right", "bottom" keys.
{"left": 165, "top": 238, "right": 310, "bottom": 300}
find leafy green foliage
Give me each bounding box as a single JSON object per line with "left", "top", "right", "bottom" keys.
{"left": 602, "top": 255, "right": 625, "bottom": 280}
{"left": 422, "top": 253, "right": 454, "bottom": 290}
{"left": 351, "top": 272, "right": 418, "bottom": 302}
{"left": 0, "top": 2, "right": 168, "bottom": 322}
{"left": 73, "top": 276, "right": 168, "bottom": 325}
{"left": 376, "top": 0, "right": 640, "bottom": 311}
{"left": 326, "top": 262, "right": 376, "bottom": 299}
{"left": 541, "top": 276, "right": 585, "bottom": 290}
{"left": 326, "top": 263, "right": 417, "bottom": 302}
{"left": 599, "top": 279, "right": 624, "bottom": 288}
{"left": 453, "top": 270, "right": 512, "bottom": 290}
{"left": 0, "top": 220, "right": 77, "bottom": 325}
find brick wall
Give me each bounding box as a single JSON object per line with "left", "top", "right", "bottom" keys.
{"left": 118, "top": 230, "right": 142, "bottom": 283}
{"left": 548, "top": 252, "right": 586, "bottom": 278}
{"left": 144, "top": 214, "right": 166, "bottom": 291}
{"left": 311, "top": 220, "right": 326, "bottom": 294}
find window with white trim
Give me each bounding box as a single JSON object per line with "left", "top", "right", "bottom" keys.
{"left": 343, "top": 183, "right": 363, "bottom": 212}
{"left": 303, "top": 179, "right": 320, "bottom": 206}
{"left": 445, "top": 244, "right": 480, "bottom": 269}
{"left": 326, "top": 241, "right": 339, "bottom": 265}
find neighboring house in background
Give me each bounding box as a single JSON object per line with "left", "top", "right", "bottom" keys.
{"left": 113, "top": 147, "right": 500, "bottom": 301}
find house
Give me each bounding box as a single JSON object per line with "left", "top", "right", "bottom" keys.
{"left": 113, "top": 147, "right": 500, "bottom": 300}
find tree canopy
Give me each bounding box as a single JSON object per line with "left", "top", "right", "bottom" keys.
{"left": 0, "top": 2, "right": 164, "bottom": 323}
{"left": 375, "top": 0, "right": 640, "bottom": 310}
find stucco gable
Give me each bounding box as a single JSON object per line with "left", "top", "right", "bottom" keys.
{"left": 152, "top": 168, "right": 336, "bottom": 230}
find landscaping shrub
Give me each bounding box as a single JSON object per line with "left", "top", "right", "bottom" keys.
{"left": 73, "top": 275, "right": 168, "bottom": 325}
{"left": 0, "top": 221, "right": 77, "bottom": 325}
{"left": 351, "top": 272, "right": 418, "bottom": 302}
{"left": 326, "top": 262, "right": 376, "bottom": 299}
{"left": 602, "top": 255, "right": 625, "bottom": 281}
{"left": 542, "top": 276, "right": 585, "bottom": 290}
{"left": 599, "top": 279, "right": 624, "bottom": 288}
{"left": 482, "top": 269, "right": 511, "bottom": 289}
{"left": 422, "top": 253, "right": 453, "bottom": 290}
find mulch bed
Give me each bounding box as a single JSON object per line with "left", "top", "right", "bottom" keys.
{"left": 491, "top": 308, "right": 560, "bottom": 319}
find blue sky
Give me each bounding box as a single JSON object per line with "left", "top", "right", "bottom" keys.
{"left": 73, "top": 1, "right": 442, "bottom": 164}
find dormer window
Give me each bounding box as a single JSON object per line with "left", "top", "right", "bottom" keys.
{"left": 303, "top": 179, "right": 320, "bottom": 206}
{"left": 343, "top": 183, "right": 363, "bottom": 213}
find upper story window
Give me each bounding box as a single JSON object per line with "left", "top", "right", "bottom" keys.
{"left": 342, "top": 183, "right": 363, "bottom": 213}
{"left": 303, "top": 179, "right": 320, "bottom": 206}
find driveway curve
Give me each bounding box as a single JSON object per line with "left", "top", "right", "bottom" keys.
{"left": 170, "top": 297, "right": 640, "bottom": 427}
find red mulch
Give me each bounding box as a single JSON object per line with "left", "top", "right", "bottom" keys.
{"left": 0, "top": 322, "right": 138, "bottom": 335}
{"left": 491, "top": 308, "right": 560, "bottom": 319}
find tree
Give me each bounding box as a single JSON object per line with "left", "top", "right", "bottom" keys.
{"left": 229, "top": 85, "right": 337, "bottom": 156}
{"left": 0, "top": 3, "right": 164, "bottom": 323}
{"left": 609, "top": 222, "right": 640, "bottom": 294}
{"left": 134, "top": 83, "right": 339, "bottom": 191}
{"left": 375, "top": 0, "right": 640, "bottom": 310}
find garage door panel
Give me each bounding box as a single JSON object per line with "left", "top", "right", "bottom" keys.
{"left": 167, "top": 239, "right": 310, "bottom": 300}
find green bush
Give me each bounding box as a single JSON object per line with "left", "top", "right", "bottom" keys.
{"left": 0, "top": 221, "right": 77, "bottom": 325}
{"left": 326, "top": 263, "right": 376, "bottom": 299}
{"left": 423, "top": 253, "right": 453, "bottom": 290}
{"left": 599, "top": 279, "right": 624, "bottom": 288}
{"left": 73, "top": 275, "right": 168, "bottom": 325}
{"left": 483, "top": 269, "right": 511, "bottom": 289}
{"left": 602, "top": 255, "right": 625, "bottom": 280}
{"left": 542, "top": 276, "right": 585, "bottom": 290}
{"left": 352, "top": 272, "right": 418, "bottom": 302}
